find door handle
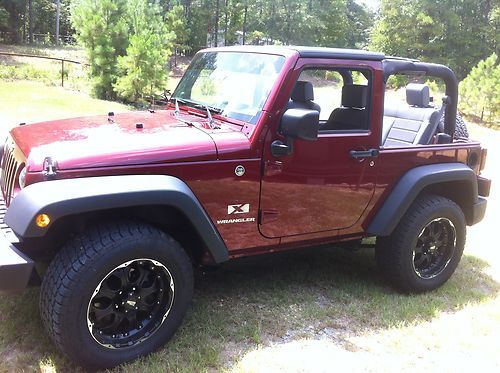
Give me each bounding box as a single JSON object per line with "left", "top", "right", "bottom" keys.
{"left": 349, "top": 149, "right": 380, "bottom": 159}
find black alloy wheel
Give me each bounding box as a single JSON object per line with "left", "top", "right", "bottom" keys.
{"left": 40, "top": 221, "right": 193, "bottom": 369}
{"left": 412, "top": 218, "right": 456, "bottom": 279}
{"left": 87, "top": 259, "right": 175, "bottom": 349}
{"left": 375, "top": 195, "right": 466, "bottom": 293}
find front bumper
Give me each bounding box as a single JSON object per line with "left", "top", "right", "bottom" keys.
{"left": 0, "top": 194, "right": 34, "bottom": 293}
{"left": 0, "top": 239, "right": 34, "bottom": 293}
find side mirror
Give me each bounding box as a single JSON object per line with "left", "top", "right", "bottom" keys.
{"left": 280, "top": 108, "right": 319, "bottom": 141}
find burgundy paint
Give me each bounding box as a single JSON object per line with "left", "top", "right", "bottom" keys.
{"left": 7, "top": 46, "right": 485, "bottom": 260}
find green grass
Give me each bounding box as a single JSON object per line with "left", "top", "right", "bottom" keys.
{"left": 0, "top": 248, "right": 498, "bottom": 372}
{"left": 0, "top": 81, "right": 129, "bottom": 135}
{"left": 0, "top": 80, "right": 499, "bottom": 372}
{"left": 0, "top": 43, "right": 89, "bottom": 92}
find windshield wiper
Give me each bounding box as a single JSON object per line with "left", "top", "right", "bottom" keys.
{"left": 194, "top": 104, "right": 222, "bottom": 129}
{"left": 169, "top": 97, "right": 194, "bottom": 126}
{"left": 170, "top": 97, "right": 222, "bottom": 129}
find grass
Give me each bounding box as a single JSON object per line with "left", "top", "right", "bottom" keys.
{"left": 0, "top": 80, "right": 499, "bottom": 372}
{"left": 0, "top": 81, "right": 129, "bottom": 137}
{"left": 0, "top": 43, "right": 89, "bottom": 91}
{"left": 0, "top": 43, "right": 182, "bottom": 98}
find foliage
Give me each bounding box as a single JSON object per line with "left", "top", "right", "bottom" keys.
{"left": 165, "top": 0, "right": 373, "bottom": 51}
{"left": 370, "top": 0, "right": 499, "bottom": 80}
{"left": 459, "top": 54, "right": 500, "bottom": 124}
{"left": 166, "top": 4, "right": 190, "bottom": 55}
{"left": 0, "top": 6, "right": 8, "bottom": 29}
{"left": 0, "top": 0, "right": 74, "bottom": 43}
{"left": 71, "top": 0, "right": 128, "bottom": 99}
{"left": 113, "top": 0, "right": 174, "bottom": 103}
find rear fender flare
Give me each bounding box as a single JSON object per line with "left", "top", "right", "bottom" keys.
{"left": 367, "top": 163, "right": 477, "bottom": 236}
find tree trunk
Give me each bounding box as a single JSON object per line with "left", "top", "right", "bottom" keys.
{"left": 242, "top": 5, "right": 247, "bottom": 45}
{"left": 28, "top": 0, "right": 33, "bottom": 44}
{"left": 214, "top": 0, "right": 220, "bottom": 47}
{"left": 56, "top": 0, "right": 61, "bottom": 45}
{"left": 224, "top": 0, "right": 228, "bottom": 46}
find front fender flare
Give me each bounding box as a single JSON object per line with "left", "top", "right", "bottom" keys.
{"left": 367, "top": 163, "right": 478, "bottom": 236}
{"left": 5, "top": 175, "right": 229, "bottom": 263}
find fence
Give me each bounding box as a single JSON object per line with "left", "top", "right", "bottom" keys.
{"left": 0, "top": 52, "right": 88, "bottom": 87}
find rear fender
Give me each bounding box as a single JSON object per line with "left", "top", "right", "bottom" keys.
{"left": 367, "top": 163, "right": 478, "bottom": 236}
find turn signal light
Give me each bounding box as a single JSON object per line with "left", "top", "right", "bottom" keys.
{"left": 35, "top": 214, "right": 51, "bottom": 228}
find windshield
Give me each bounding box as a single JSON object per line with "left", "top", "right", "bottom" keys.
{"left": 172, "top": 52, "right": 286, "bottom": 124}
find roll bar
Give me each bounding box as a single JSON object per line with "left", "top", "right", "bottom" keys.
{"left": 382, "top": 59, "right": 459, "bottom": 138}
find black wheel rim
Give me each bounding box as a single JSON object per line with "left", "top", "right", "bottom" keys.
{"left": 413, "top": 218, "right": 457, "bottom": 279}
{"left": 87, "top": 259, "right": 174, "bottom": 349}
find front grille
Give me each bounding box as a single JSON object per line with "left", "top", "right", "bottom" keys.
{"left": 1, "top": 139, "right": 24, "bottom": 206}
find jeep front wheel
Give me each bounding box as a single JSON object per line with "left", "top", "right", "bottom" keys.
{"left": 40, "top": 221, "right": 193, "bottom": 369}
{"left": 375, "top": 195, "right": 466, "bottom": 293}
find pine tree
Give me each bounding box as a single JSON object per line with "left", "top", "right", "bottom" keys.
{"left": 71, "top": 0, "right": 129, "bottom": 99}
{"left": 459, "top": 54, "right": 500, "bottom": 124}
{"left": 113, "top": 0, "right": 175, "bottom": 103}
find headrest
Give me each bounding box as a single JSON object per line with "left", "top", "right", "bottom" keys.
{"left": 406, "top": 83, "right": 430, "bottom": 107}
{"left": 291, "top": 81, "right": 314, "bottom": 102}
{"left": 341, "top": 85, "right": 367, "bottom": 108}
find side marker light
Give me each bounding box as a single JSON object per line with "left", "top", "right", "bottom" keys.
{"left": 35, "top": 214, "right": 51, "bottom": 228}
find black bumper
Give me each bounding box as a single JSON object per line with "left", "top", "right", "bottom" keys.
{"left": 469, "top": 196, "right": 488, "bottom": 226}
{"left": 0, "top": 237, "right": 34, "bottom": 293}
{"left": 0, "top": 193, "right": 34, "bottom": 293}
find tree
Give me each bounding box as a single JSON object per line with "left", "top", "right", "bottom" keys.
{"left": 166, "top": 4, "right": 190, "bottom": 62}
{"left": 113, "top": 0, "right": 174, "bottom": 103}
{"left": 459, "top": 53, "right": 499, "bottom": 123}
{"left": 55, "top": 0, "right": 61, "bottom": 44}
{"left": 370, "top": 0, "right": 499, "bottom": 80}
{"left": 71, "top": 0, "right": 129, "bottom": 99}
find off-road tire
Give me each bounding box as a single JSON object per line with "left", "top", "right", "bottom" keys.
{"left": 40, "top": 221, "right": 193, "bottom": 370}
{"left": 438, "top": 113, "right": 469, "bottom": 139}
{"left": 375, "top": 195, "right": 466, "bottom": 293}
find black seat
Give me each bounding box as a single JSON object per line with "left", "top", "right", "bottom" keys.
{"left": 321, "top": 84, "right": 367, "bottom": 131}
{"left": 286, "top": 81, "right": 321, "bottom": 112}
{"left": 382, "top": 84, "right": 441, "bottom": 147}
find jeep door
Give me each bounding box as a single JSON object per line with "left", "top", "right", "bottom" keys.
{"left": 259, "top": 60, "right": 382, "bottom": 239}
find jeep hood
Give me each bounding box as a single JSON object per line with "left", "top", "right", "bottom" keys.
{"left": 10, "top": 110, "right": 241, "bottom": 172}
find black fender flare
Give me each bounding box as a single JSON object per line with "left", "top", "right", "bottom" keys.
{"left": 367, "top": 163, "right": 478, "bottom": 236}
{"left": 5, "top": 175, "right": 229, "bottom": 263}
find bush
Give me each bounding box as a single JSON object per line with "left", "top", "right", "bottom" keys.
{"left": 459, "top": 54, "right": 499, "bottom": 124}
{"left": 386, "top": 74, "right": 409, "bottom": 89}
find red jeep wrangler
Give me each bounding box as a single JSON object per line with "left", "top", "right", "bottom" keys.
{"left": 0, "top": 46, "right": 491, "bottom": 368}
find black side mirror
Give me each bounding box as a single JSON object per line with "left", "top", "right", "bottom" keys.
{"left": 280, "top": 108, "right": 319, "bottom": 141}
{"left": 271, "top": 109, "right": 320, "bottom": 157}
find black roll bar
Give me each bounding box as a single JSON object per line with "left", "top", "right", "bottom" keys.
{"left": 382, "top": 59, "right": 459, "bottom": 138}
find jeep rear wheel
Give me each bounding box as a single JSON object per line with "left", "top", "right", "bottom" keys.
{"left": 40, "top": 221, "right": 193, "bottom": 369}
{"left": 375, "top": 195, "right": 465, "bottom": 293}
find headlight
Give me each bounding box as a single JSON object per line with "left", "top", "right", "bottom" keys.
{"left": 18, "top": 165, "right": 27, "bottom": 189}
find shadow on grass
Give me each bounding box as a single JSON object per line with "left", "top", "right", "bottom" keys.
{"left": 0, "top": 246, "right": 498, "bottom": 372}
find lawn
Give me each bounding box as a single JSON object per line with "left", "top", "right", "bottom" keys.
{"left": 0, "top": 81, "right": 499, "bottom": 372}
{"left": 0, "top": 81, "right": 129, "bottom": 138}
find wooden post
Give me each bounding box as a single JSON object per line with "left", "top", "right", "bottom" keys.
{"left": 61, "top": 59, "right": 64, "bottom": 87}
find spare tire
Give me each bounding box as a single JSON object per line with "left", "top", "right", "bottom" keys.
{"left": 438, "top": 113, "right": 469, "bottom": 139}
